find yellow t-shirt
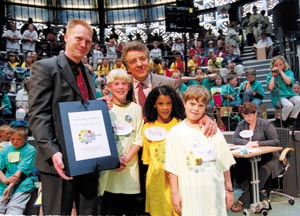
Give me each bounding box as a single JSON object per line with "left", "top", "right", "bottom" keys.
{"left": 96, "top": 65, "right": 111, "bottom": 77}
{"left": 142, "top": 118, "right": 180, "bottom": 215}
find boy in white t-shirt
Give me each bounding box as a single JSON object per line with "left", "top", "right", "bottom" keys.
{"left": 165, "top": 85, "right": 236, "bottom": 216}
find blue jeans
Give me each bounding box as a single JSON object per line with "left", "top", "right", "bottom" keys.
{"left": 242, "top": 90, "right": 252, "bottom": 103}
{"left": 1, "top": 108, "right": 12, "bottom": 115}
{"left": 243, "top": 90, "right": 262, "bottom": 112}
{"left": 251, "top": 98, "right": 262, "bottom": 112}
{"left": 229, "top": 100, "right": 241, "bottom": 107}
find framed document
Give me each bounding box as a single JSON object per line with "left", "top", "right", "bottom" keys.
{"left": 57, "top": 100, "right": 119, "bottom": 176}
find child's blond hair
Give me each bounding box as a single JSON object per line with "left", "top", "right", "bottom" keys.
{"left": 0, "top": 124, "right": 12, "bottom": 133}
{"left": 183, "top": 85, "right": 210, "bottom": 105}
{"left": 10, "top": 126, "right": 29, "bottom": 140}
{"left": 106, "top": 69, "right": 131, "bottom": 85}
{"left": 0, "top": 125, "right": 12, "bottom": 142}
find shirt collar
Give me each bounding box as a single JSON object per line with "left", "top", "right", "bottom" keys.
{"left": 133, "top": 73, "right": 151, "bottom": 89}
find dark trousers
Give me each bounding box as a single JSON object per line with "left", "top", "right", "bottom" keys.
{"left": 231, "top": 154, "right": 273, "bottom": 207}
{"left": 100, "top": 192, "right": 139, "bottom": 215}
{"left": 40, "top": 171, "right": 98, "bottom": 215}
{"left": 246, "top": 33, "right": 256, "bottom": 46}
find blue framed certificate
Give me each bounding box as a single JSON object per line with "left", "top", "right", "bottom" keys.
{"left": 57, "top": 100, "right": 119, "bottom": 176}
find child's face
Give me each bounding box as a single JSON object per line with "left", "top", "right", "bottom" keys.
{"left": 102, "top": 59, "right": 109, "bottom": 66}
{"left": 293, "top": 84, "right": 300, "bottom": 94}
{"left": 246, "top": 74, "right": 255, "bottom": 82}
{"left": 184, "top": 99, "right": 206, "bottom": 124}
{"left": 229, "top": 78, "right": 238, "bottom": 87}
{"left": 108, "top": 79, "right": 130, "bottom": 103}
{"left": 155, "top": 95, "right": 172, "bottom": 123}
{"left": 215, "top": 77, "right": 222, "bottom": 86}
{"left": 0, "top": 131, "right": 10, "bottom": 142}
{"left": 116, "top": 60, "right": 122, "bottom": 67}
{"left": 102, "top": 86, "right": 109, "bottom": 95}
{"left": 196, "top": 69, "right": 203, "bottom": 76}
{"left": 172, "top": 73, "right": 180, "bottom": 80}
{"left": 10, "top": 132, "right": 25, "bottom": 149}
{"left": 273, "top": 59, "right": 285, "bottom": 71}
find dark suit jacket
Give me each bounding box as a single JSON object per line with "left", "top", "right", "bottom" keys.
{"left": 131, "top": 73, "right": 178, "bottom": 103}
{"left": 29, "top": 54, "right": 96, "bottom": 174}
{"left": 232, "top": 117, "right": 281, "bottom": 178}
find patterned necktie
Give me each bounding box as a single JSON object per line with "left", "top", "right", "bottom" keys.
{"left": 77, "top": 66, "right": 89, "bottom": 100}
{"left": 137, "top": 82, "right": 146, "bottom": 108}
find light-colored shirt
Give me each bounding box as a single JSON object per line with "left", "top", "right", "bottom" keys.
{"left": 22, "top": 29, "right": 38, "bottom": 52}
{"left": 98, "top": 102, "right": 143, "bottom": 195}
{"left": 257, "top": 37, "right": 273, "bottom": 48}
{"left": 133, "top": 74, "right": 152, "bottom": 102}
{"left": 165, "top": 120, "right": 235, "bottom": 216}
{"left": 2, "top": 30, "right": 22, "bottom": 52}
{"left": 15, "top": 88, "right": 29, "bottom": 110}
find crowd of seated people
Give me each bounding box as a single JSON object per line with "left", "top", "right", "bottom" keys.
{"left": 0, "top": 16, "right": 297, "bottom": 133}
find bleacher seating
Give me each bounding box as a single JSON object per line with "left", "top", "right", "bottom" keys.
{"left": 240, "top": 46, "right": 275, "bottom": 117}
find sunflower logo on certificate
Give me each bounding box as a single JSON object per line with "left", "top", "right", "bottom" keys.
{"left": 78, "top": 129, "right": 96, "bottom": 144}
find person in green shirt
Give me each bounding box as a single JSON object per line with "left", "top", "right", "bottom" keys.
{"left": 266, "top": 55, "right": 300, "bottom": 128}
{"left": 238, "top": 68, "right": 265, "bottom": 112}
{"left": 221, "top": 74, "right": 242, "bottom": 108}
{"left": 0, "top": 125, "right": 36, "bottom": 215}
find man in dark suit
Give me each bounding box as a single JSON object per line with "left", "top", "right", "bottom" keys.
{"left": 28, "top": 20, "right": 98, "bottom": 215}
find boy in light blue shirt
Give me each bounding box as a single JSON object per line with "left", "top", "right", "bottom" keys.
{"left": 0, "top": 126, "right": 36, "bottom": 215}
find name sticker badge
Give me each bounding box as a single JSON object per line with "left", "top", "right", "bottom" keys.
{"left": 144, "top": 126, "right": 168, "bottom": 141}
{"left": 8, "top": 152, "right": 21, "bottom": 163}
{"left": 192, "top": 142, "right": 216, "bottom": 162}
{"left": 113, "top": 120, "right": 133, "bottom": 136}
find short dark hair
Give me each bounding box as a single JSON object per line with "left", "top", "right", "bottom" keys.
{"left": 144, "top": 85, "right": 185, "bottom": 122}
{"left": 240, "top": 102, "right": 257, "bottom": 115}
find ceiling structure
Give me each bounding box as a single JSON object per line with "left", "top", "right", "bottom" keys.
{"left": 2, "top": 0, "right": 282, "bottom": 43}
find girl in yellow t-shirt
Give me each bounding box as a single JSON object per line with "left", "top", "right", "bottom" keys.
{"left": 142, "top": 85, "right": 185, "bottom": 216}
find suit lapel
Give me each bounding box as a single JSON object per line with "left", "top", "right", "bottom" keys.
{"left": 57, "top": 54, "right": 82, "bottom": 98}
{"left": 57, "top": 54, "right": 96, "bottom": 100}
{"left": 151, "top": 73, "right": 162, "bottom": 88}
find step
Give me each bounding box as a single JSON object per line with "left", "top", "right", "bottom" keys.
{"left": 241, "top": 52, "right": 255, "bottom": 57}
{"left": 242, "top": 46, "right": 255, "bottom": 52}
{"left": 241, "top": 56, "right": 256, "bottom": 61}
{"left": 243, "top": 64, "right": 270, "bottom": 70}
{"left": 243, "top": 59, "right": 271, "bottom": 66}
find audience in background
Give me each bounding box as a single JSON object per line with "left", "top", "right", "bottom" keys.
{"left": 221, "top": 74, "right": 241, "bottom": 108}
{"left": 22, "top": 23, "right": 39, "bottom": 53}
{"left": 0, "top": 125, "right": 36, "bottom": 215}
{"left": 0, "top": 124, "right": 12, "bottom": 149}
{"left": 15, "top": 77, "right": 31, "bottom": 114}
{"left": 171, "top": 37, "right": 184, "bottom": 56}
{"left": 2, "top": 22, "right": 22, "bottom": 53}
{"left": 255, "top": 31, "right": 274, "bottom": 59}
{"left": 149, "top": 41, "right": 162, "bottom": 61}
{"left": 238, "top": 68, "right": 264, "bottom": 111}
{"left": 170, "top": 52, "right": 185, "bottom": 75}
{"left": 267, "top": 55, "right": 300, "bottom": 129}
{"left": 21, "top": 52, "right": 34, "bottom": 69}
{"left": 293, "top": 81, "right": 300, "bottom": 95}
